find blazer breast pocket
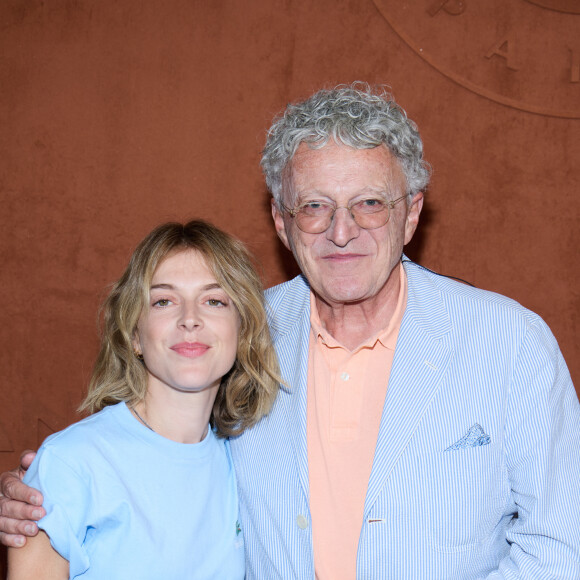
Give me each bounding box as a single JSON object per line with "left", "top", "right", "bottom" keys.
{"left": 419, "top": 442, "right": 509, "bottom": 552}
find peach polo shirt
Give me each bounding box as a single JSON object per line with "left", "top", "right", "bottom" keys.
{"left": 307, "top": 265, "right": 408, "bottom": 580}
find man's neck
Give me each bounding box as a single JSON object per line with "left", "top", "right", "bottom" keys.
{"left": 314, "top": 262, "right": 404, "bottom": 350}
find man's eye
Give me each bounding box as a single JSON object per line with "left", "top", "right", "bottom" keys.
{"left": 299, "top": 201, "right": 331, "bottom": 216}
{"left": 355, "top": 198, "right": 386, "bottom": 213}
{"left": 360, "top": 198, "right": 383, "bottom": 207}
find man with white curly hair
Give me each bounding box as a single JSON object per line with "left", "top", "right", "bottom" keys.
{"left": 2, "top": 83, "right": 580, "bottom": 579}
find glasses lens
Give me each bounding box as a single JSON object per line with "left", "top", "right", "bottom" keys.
{"left": 351, "top": 199, "right": 390, "bottom": 229}
{"left": 295, "top": 202, "right": 334, "bottom": 233}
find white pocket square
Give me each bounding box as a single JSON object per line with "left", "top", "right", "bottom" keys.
{"left": 445, "top": 423, "right": 491, "bottom": 451}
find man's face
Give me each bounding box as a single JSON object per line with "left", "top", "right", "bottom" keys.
{"left": 272, "top": 142, "right": 423, "bottom": 308}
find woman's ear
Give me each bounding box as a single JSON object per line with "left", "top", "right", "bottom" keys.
{"left": 132, "top": 331, "right": 142, "bottom": 357}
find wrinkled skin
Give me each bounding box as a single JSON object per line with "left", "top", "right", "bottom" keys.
{"left": 0, "top": 451, "right": 44, "bottom": 547}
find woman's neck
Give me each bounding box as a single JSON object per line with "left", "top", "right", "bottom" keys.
{"left": 132, "top": 383, "right": 219, "bottom": 444}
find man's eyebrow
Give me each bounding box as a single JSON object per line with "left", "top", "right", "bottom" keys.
{"left": 297, "top": 186, "right": 389, "bottom": 198}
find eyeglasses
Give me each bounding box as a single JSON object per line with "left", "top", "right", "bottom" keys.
{"left": 281, "top": 193, "right": 409, "bottom": 234}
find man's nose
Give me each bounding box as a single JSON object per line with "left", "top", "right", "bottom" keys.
{"left": 325, "top": 206, "right": 360, "bottom": 246}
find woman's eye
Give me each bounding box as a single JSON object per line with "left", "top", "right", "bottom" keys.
{"left": 207, "top": 298, "right": 227, "bottom": 307}
{"left": 153, "top": 298, "right": 171, "bottom": 307}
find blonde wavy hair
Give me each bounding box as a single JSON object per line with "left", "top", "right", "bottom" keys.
{"left": 80, "top": 220, "right": 280, "bottom": 437}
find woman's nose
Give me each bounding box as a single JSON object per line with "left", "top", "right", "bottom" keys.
{"left": 178, "top": 304, "right": 202, "bottom": 331}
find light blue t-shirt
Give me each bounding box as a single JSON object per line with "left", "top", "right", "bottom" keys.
{"left": 24, "top": 402, "right": 244, "bottom": 579}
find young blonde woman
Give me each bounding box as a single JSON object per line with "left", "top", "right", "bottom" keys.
{"left": 8, "top": 220, "right": 280, "bottom": 579}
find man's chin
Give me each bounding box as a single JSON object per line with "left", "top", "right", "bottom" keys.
{"left": 314, "top": 283, "right": 374, "bottom": 306}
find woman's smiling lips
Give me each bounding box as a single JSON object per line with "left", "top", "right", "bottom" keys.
{"left": 170, "top": 342, "right": 210, "bottom": 358}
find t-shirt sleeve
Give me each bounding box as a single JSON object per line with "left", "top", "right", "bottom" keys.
{"left": 24, "top": 443, "right": 91, "bottom": 578}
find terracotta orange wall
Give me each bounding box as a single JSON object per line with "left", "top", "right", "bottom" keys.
{"left": 0, "top": 1, "right": 578, "bottom": 567}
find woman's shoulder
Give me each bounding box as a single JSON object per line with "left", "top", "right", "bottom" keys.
{"left": 37, "top": 402, "right": 126, "bottom": 458}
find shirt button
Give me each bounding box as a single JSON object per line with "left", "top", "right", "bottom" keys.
{"left": 340, "top": 372, "right": 350, "bottom": 381}
{"left": 296, "top": 514, "right": 308, "bottom": 529}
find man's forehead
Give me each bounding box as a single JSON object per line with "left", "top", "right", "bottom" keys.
{"left": 283, "top": 141, "right": 404, "bottom": 199}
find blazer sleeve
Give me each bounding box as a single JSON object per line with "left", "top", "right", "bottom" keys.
{"left": 487, "top": 317, "right": 580, "bottom": 579}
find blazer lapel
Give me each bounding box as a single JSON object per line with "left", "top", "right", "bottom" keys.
{"left": 268, "top": 276, "right": 312, "bottom": 503}
{"left": 364, "top": 262, "right": 454, "bottom": 516}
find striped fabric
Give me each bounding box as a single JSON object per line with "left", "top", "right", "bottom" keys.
{"left": 229, "top": 260, "right": 580, "bottom": 579}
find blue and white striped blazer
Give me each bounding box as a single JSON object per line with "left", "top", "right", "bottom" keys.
{"left": 230, "top": 260, "right": 580, "bottom": 579}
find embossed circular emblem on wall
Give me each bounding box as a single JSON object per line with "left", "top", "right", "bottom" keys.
{"left": 371, "top": 0, "right": 580, "bottom": 118}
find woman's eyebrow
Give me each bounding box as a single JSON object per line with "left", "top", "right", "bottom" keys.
{"left": 149, "top": 283, "right": 222, "bottom": 291}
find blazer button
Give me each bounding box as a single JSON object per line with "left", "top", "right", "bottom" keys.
{"left": 296, "top": 514, "right": 308, "bottom": 529}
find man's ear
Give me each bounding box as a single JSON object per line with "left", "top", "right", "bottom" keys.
{"left": 271, "top": 199, "right": 291, "bottom": 251}
{"left": 404, "top": 192, "right": 424, "bottom": 245}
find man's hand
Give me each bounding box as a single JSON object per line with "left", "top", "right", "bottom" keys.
{"left": 0, "top": 451, "right": 45, "bottom": 547}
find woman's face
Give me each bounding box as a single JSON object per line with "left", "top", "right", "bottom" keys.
{"left": 133, "top": 249, "right": 240, "bottom": 396}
